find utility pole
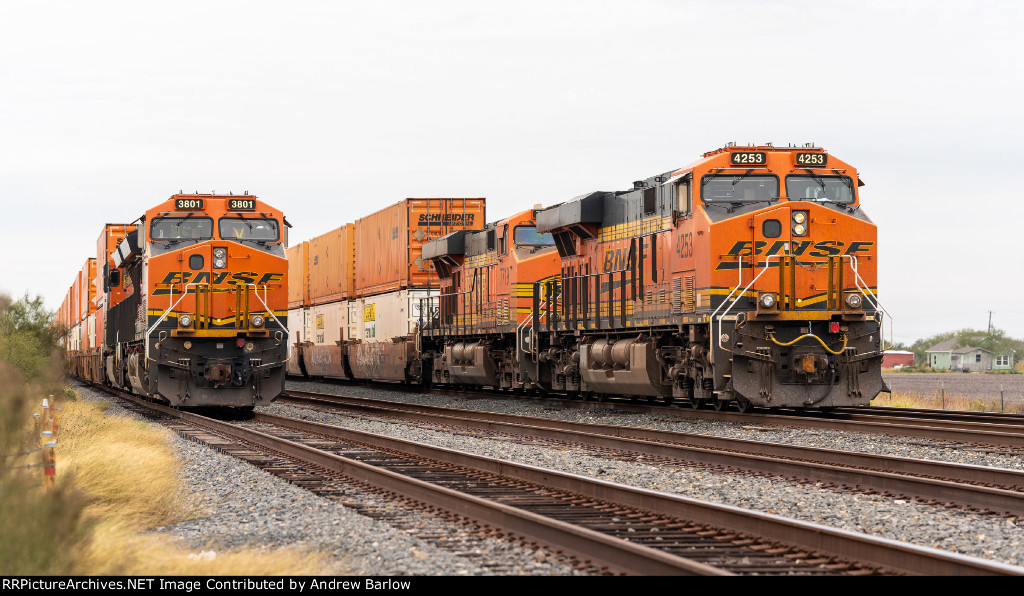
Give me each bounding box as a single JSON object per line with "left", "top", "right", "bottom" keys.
{"left": 989, "top": 311, "right": 993, "bottom": 335}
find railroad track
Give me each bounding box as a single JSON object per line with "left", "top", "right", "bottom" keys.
{"left": 81, "top": 381, "right": 1024, "bottom": 575}
{"left": 280, "top": 389, "right": 1024, "bottom": 516}
{"left": 316, "top": 380, "right": 1024, "bottom": 449}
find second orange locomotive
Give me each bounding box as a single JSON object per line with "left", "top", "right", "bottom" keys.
{"left": 289, "top": 143, "right": 886, "bottom": 411}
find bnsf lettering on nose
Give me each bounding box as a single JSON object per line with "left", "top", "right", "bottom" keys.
{"left": 726, "top": 240, "right": 874, "bottom": 257}
{"left": 160, "top": 271, "right": 285, "bottom": 285}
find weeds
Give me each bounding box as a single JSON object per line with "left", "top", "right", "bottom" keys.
{"left": 0, "top": 293, "right": 335, "bottom": 575}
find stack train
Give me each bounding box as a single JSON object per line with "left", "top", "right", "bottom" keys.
{"left": 285, "top": 144, "right": 887, "bottom": 411}
{"left": 57, "top": 194, "right": 289, "bottom": 408}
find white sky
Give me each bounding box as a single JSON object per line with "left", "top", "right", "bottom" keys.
{"left": 2, "top": 0, "right": 1022, "bottom": 346}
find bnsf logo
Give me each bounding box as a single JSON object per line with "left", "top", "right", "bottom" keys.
{"left": 160, "top": 271, "right": 285, "bottom": 285}
{"left": 727, "top": 240, "right": 874, "bottom": 257}
{"left": 417, "top": 213, "right": 475, "bottom": 226}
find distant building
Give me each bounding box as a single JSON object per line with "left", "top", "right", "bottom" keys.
{"left": 925, "top": 338, "right": 1011, "bottom": 372}
{"left": 950, "top": 346, "right": 992, "bottom": 372}
{"left": 925, "top": 338, "right": 956, "bottom": 369}
{"left": 994, "top": 352, "right": 1017, "bottom": 371}
{"left": 882, "top": 351, "right": 914, "bottom": 368}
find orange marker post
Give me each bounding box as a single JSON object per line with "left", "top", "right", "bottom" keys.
{"left": 40, "top": 398, "right": 51, "bottom": 433}
{"left": 40, "top": 431, "right": 55, "bottom": 493}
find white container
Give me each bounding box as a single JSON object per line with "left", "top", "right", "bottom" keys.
{"left": 309, "top": 301, "right": 351, "bottom": 345}
{"left": 359, "top": 289, "right": 435, "bottom": 343}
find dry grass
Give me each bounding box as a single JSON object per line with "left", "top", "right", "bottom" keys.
{"left": 49, "top": 392, "right": 339, "bottom": 575}
{"left": 873, "top": 390, "right": 1024, "bottom": 413}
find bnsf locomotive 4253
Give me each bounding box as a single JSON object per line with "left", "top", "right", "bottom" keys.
{"left": 60, "top": 194, "right": 289, "bottom": 407}
{"left": 289, "top": 143, "right": 888, "bottom": 411}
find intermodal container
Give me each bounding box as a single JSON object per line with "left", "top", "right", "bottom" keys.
{"left": 308, "top": 224, "right": 356, "bottom": 305}
{"left": 287, "top": 241, "right": 310, "bottom": 308}
{"left": 354, "top": 198, "right": 485, "bottom": 297}
{"left": 96, "top": 224, "right": 133, "bottom": 298}
{"left": 70, "top": 279, "right": 81, "bottom": 326}
{"left": 79, "top": 259, "right": 97, "bottom": 319}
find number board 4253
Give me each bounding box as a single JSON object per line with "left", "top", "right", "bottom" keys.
{"left": 228, "top": 198, "right": 256, "bottom": 210}
{"left": 795, "top": 152, "right": 827, "bottom": 166}
{"left": 730, "top": 152, "right": 766, "bottom": 165}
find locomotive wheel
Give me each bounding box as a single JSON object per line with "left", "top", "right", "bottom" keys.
{"left": 735, "top": 399, "right": 753, "bottom": 413}
{"left": 712, "top": 399, "right": 727, "bottom": 411}
{"left": 689, "top": 397, "right": 707, "bottom": 409}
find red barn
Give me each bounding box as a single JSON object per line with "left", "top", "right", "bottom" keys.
{"left": 882, "top": 351, "right": 915, "bottom": 368}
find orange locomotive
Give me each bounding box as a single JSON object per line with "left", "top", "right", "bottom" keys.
{"left": 421, "top": 208, "right": 560, "bottom": 388}
{"left": 531, "top": 143, "right": 886, "bottom": 410}
{"left": 64, "top": 193, "right": 289, "bottom": 408}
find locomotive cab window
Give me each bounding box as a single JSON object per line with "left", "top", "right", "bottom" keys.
{"left": 513, "top": 225, "right": 555, "bottom": 247}
{"left": 151, "top": 217, "right": 213, "bottom": 242}
{"left": 701, "top": 175, "right": 778, "bottom": 204}
{"left": 675, "top": 180, "right": 691, "bottom": 215}
{"left": 218, "top": 217, "right": 280, "bottom": 242}
{"left": 785, "top": 175, "right": 855, "bottom": 204}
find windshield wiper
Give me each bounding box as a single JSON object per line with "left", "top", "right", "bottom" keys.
{"left": 726, "top": 198, "right": 778, "bottom": 213}
{"left": 731, "top": 168, "right": 755, "bottom": 185}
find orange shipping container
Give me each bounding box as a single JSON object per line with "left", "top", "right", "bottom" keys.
{"left": 69, "top": 278, "right": 81, "bottom": 326}
{"left": 79, "top": 259, "right": 97, "bottom": 319}
{"left": 354, "top": 198, "right": 485, "bottom": 297}
{"left": 287, "top": 241, "right": 310, "bottom": 308}
{"left": 96, "top": 224, "right": 131, "bottom": 299}
{"left": 308, "top": 224, "right": 356, "bottom": 306}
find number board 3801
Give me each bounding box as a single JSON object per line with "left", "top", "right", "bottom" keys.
{"left": 228, "top": 198, "right": 256, "bottom": 210}
{"left": 795, "top": 152, "right": 827, "bottom": 166}
{"left": 730, "top": 152, "right": 766, "bottom": 165}
{"left": 175, "top": 198, "right": 204, "bottom": 210}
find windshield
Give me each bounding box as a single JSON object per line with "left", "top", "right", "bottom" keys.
{"left": 151, "top": 217, "right": 213, "bottom": 241}
{"left": 219, "top": 217, "right": 280, "bottom": 241}
{"left": 513, "top": 225, "right": 555, "bottom": 247}
{"left": 701, "top": 175, "right": 778, "bottom": 203}
{"left": 786, "top": 175, "right": 855, "bottom": 204}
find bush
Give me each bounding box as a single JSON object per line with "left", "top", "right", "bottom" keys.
{"left": 0, "top": 294, "right": 92, "bottom": 574}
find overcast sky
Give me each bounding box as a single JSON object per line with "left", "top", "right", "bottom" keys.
{"left": 2, "top": 0, "right": 1022, "bottom": 346}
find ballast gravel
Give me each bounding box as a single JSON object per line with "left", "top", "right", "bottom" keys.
{"left": 74, "top": 385, "right": 592, "bottom": 576}
{"left": 76, "top": 380, "right": 1024, "bottom": 573}
{"left": 283, "top": 380, "right": 1024, "bottom": 569}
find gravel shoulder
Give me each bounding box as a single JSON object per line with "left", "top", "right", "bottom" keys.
{"left": 280, "top": 380, "right": 1024, "bottom": 568}
{"left": 74, "top": 384, "right": 593, "bottom": 576}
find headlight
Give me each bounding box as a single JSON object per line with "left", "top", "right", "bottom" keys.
{"left": 845, "top": 293, "right": 863, "bottom": 309}
{"left": 213, "top": 248, "right": 227, "bottom": 268}
{"left": 759, "top": 293, "right": 776, "bottom": 308}
{"left": 793, "top": 212, "right": 806, "bottom": 224}
{"left": 179, "top": 314, "right": 193, "bottom": 327}
{"left": 793, "top": 223, "right": 806, "bottom": 236}
{"left": 251, "top": 315, "right": 265, "bottom": 328}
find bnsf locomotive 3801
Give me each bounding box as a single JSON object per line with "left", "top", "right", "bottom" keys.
{"left": 286, "top": 144, "right": 887, "bottom": 411}
{"left": 60, "top": 194, "right": 289, "bottom": 407}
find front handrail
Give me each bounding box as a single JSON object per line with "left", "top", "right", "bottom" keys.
{"left": 146, "top": 282, "right": 285, "bottom": 342}
{"left": 713, "top": 254, "right": 781, "bottom": 352}
{"left": 712, "top": 253, "right": 893, "bottom": 354}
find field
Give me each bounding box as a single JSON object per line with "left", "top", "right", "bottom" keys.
{"left": 879, "top": 372, "right": 1024, "bottom": 410}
